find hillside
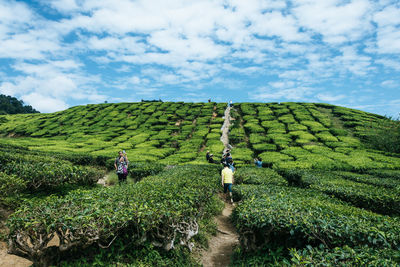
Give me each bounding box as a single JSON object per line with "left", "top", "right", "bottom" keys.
{"left": 1, "top": 101, "right": 400, "bottom": 266}
{"left": 0, "top": 101, "right": 398, "bottom": 170}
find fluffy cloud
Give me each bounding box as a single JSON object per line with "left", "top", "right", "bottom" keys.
{"left": 0, "top": 0, "right": 399, "bottom": 115}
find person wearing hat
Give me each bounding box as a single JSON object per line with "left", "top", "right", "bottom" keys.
{"left": 208, "top": 153, "right": 216, "bottom": 163}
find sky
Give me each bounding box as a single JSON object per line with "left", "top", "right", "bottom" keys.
{"left": 0, "top": 0, "right": 399, "bottom": 117}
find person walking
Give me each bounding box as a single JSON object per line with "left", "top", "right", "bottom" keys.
{"left": 221, "top": 163, "right": 234, "bottom": 204}
{"left": 114, "top": 151, "right": 128, "bottom": 183}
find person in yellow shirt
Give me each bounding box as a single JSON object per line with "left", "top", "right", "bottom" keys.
{"left": 221, "top": 163, "right": 234, "bottom": 204}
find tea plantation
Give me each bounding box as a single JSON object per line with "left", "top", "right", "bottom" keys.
{"left": 0, "top": 101, "right": 399, "bottom": 266}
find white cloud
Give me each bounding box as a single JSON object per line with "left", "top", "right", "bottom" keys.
{"left": 375, "top": 58, "right": 400, "bottom": 71}
{"left": 21, "top": 93, "right": 69, "bottom": 113}
{"left": 250, "top": 85, "right": 314, "bottom": 101}
{"left": 381, "top": 80, "right": 398, "bottom": 88}
{"left": 293, "top": 0, "right": 372, "bottom": 44}
{"left": 250, "top": 11, "right": 309, "bottom": 42}
{"left": 316, "top": 93, "right": 346, "bottom": 102}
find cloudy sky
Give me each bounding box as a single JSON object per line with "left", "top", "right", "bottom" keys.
{"left": 0, "top": 0, "right": 399, "bottom": 116}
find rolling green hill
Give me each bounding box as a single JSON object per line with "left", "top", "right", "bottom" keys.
{"left": 2, "top": 101, "right": 400, "bottom": 266}
{"left": 0, "top": 101, "right": 398, "bottom": 170}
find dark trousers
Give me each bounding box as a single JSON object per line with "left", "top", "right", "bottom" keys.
{"left": 118, "top": 173, "right": 127, "bottom": 183}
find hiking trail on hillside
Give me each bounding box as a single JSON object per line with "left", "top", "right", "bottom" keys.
{"left": 201, "top": 199, "right": 239, "bottom": 267}
{"left": 201, "top": 104, "right": 239, "bottom": 266}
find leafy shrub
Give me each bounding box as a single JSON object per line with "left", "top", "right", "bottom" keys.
{"left": 334, "top": 171, "right": 400, "bottom": 189}
{"left": 286, "top": 245, "right": 400, "bottom": 267}
{"left": 232, "top": 184, "right": 400, "bottom": 252}
{"left": 258, "top": 152, "right": 293, "bottom": 164}
{"left": 276, "top": 168, "right": 304, "bottom": 186}
{"left": 7, "top": 165, "right": 221, "bottom": 265}
{"left": 362, "top": 117, "right": 400, "bottom": 153}
{"left": 234, "top": 167, "right": 287, "bottom": 186}
{"left": 302, "top": 171, "right": 400, "bottom": 215}
{"left": 330, "top": 127, "right": 348, "bottom": 136}
{"left": 0, "top": 171, "right": 27, "bottom": 207}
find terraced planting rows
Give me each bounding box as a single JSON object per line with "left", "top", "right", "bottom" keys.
{"left": 230, "top": 102, "right": 400, "bottom": 170}
{"left": 0, "top": 102, "right": 226, "bottom": 164}
{"left": 1, "top": 101, "right": 400, "bottom": 266}
{"left": 231, "top": 167, "right": 400, "bottom": 266}
{"left": 7, "top": 165, "right": 222, "bottom": 266}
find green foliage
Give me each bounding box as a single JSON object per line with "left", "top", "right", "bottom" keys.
{"left": 302, "top": 171, "right": 400, "bottom": 215}
{"left": 232, "top": 184, "right": 400, "bottom": 252}
{"left": 0, "top": 171, "right": 28, "bottom": 207}
{"left": 7, "top": 165, "right": 221, "bottom": 265}
{"left": 234, "top": 167, "right": 287, "bottom": 186}
{"left": 286, "top": 245, "right": 400, "bottom": 267}
{"left": 0, "top": 150, "right": 105, "bottom": 190}
{"left": 0, "top": 94, "right": 39, "bottom": 115}
{"left": 363, "top": 117, "right": 400, "bottom": 153}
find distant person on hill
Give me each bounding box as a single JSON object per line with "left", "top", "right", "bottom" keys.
{"left": 206, "top": 151, "right": 211, "bottom": 161}
{"left": 254, "top": 158, "right": 262, "bottom": 168}
{"left": 208, "top": 153, "right": 216, "bottom": 164}
{"left": 221, "top": 163, "right": 234, "bottom": 204}
{"left": 115, "top": 151, "right": 129, "bottom": 183}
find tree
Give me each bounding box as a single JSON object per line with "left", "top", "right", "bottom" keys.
{"left": 0, "top": 94, "right": 39, "bottom": 114}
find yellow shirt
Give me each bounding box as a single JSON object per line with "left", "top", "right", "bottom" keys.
{"left": 222, "top": 167, "right": 233, "bottom": 184}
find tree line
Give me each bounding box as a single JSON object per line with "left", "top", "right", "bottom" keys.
{"left": 0, "top": 94, "right": 39, "bottom": 115}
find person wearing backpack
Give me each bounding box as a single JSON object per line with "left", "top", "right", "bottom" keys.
{"left": 114, "top": 151, "right": 129, "bottom": 183}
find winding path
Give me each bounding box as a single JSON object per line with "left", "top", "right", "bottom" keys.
{"left": 201, "top": 104, "right": 239, "bottom": 266}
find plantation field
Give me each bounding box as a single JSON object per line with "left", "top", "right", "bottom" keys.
{"left": 0, "top": 101, "right": 399, "bottom": 266}
{"left": 0, "top": 101, "right": 226, "bottom": 164}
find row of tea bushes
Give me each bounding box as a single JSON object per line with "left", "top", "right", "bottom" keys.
{"left": 7, "top": 165, "right": 221, "bottom": 265}
{"left": 229, "top": 102, "right": 400, "bottom": 169}
{"left": 232, "top": 184, "right": 400, "bottom": 252}
{"left": 0, "top": 102, "right": 227, "bottom": 164}
{"left": 285, "top": 245, "right": 399, "bottom": 266}
{"left": 0, "top": 150, "right": 105, "bottom": 190}
{"left": 233, "top": 167, "right": 287, "bottom": 186}
{"left": 334, "top": 171, "right": 400, "bottom": 189}
{"left": 0, "top": 171, "right": 27, "bottom": 207}
{"left": 302, "top": 171, "right": 400, "bottom": 216}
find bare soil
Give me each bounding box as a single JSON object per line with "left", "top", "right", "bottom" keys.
{"left": 201, "top": 200, "right": 239, "bottom": 267}
{"left": 0, "top": 207, "right": 32, "bottom": 267}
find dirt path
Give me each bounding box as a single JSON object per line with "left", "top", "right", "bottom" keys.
{"left": 201, "top": 105, "right": 239, "bottom": 266}
{"left": 201, "top": 200, "right": 239, "bottom": 267}
{"left": 0, "top": 242, "right": 32, "bottom": 267}
{"left": 220, "top": 106, "right": 232, "bottom": 154}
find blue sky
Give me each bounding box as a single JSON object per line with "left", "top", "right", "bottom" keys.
{"left": 0, "top": 0, "right": 399, "bottom": 117}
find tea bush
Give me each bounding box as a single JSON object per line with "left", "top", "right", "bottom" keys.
{"left": 302, "top": 171, "right": 400, "bottom": 215}
{"left": 7, "top": 165, "right": 221, "bottom": 265}
{"left": 232, "top": 184, "right": 400, "bottom": 252}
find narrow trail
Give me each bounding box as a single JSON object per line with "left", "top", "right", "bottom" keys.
{"left": 201, "top": 104, "right": 239, "bottom": 267}
{"left": 201, "top": 200, "right": 239, "bottom": 267}
{"left": 220, "top": 106, "right": 232, "bottom": 154}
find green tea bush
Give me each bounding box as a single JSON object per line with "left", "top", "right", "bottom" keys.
{"left": 258, "top": 152, "right": 293, "bottom": 164}
{"left": 302, "top": 171, "right": 400, "bottom": 215}
{"left": 0, "top": 171, "right": 27, "bottom": 207}
{"left": 286, "top": 245, "right": 400, "bottom": 266}
{"left": 334, "top": 171, "right": 400, "bottom": 189}
{"left": 7, "top": 165, "right": 221, "bottom": 265}
{"left": 235, "top": 167, "right": 288, "bottom": 186}
{"left": 300, "top": 121, "right": 327, "bottom": 132}
{"left": 252, "top": 143, "right": 277, "bottom": 152}
{"left": 232, "top": 184, "right": 400, "bottom": 252}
